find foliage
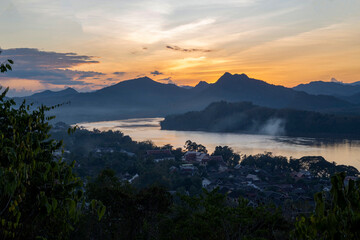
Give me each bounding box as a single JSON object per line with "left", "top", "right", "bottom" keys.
{"left": 0, "top": 87, "right": 84, "bottom": 240}
{"left": 241, "top": 153, "right": 290, "bottom": 172}
{"left": 184, "top": 140, "right": 207, "bottom": 153}
{"left": 73, "top": 169, "right": 172, "bottom": 240}
{"left": 241, "top": 153, "right": 358, "bottom": 178}
{"left": 158, "top": 189, "right": 291, "bottom": 240}
{"left": 212, "top": 146, "right": 240, "bottom": 167}
{"left": 293, "top": 172, "right": 360, "bottom": 240}
{"left": 0, "top": 50, "right": 14, "bottom": 73}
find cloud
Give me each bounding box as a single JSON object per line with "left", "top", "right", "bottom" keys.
{"left": 77, "top": 71, "right": 105, "bottom": 80}
{"left": 113, "top": 71, "right": 126, "bottom": 76}
{"left": 331, "top": 77, "right": 342, "bottom": 83}
{"left": 150, "top": 70, "right": 163, "bottom": 76}
{"left": 159, "top": 77, "right": 172, "bottom": 81}
{"left": 166, "top": 45, "right": 212, "bottom": 53}
{"left": 1, "top": 87, "right": 37, "bottom": 97}
{"left": 106, "top": 77, "right": 122, "bottom": 82}
{"left": 0, "top": 48, "right": 103, "bottom": 85}
{"left": 159, "top": 77, "right": 175, "bottom": 85}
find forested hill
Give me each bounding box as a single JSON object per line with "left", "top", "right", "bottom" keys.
{"left": 160, "top": 101, "right": 360, "bottom": 139}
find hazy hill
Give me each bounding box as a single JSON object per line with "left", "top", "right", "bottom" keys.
{"left": 342, "top": 92, "right": 360, "bottom": 105}
{"left": 161, "top": 101, "right": 360, "bottom": 139}
{"left": 293, "top": 81, "right": 360, "bottom": 97}
{"left": 14, "top": 73, "right": 356, "bottom": 123}
{"left": 14, "top": 87, "right": 79, "bottom": 106}
{"left": 29, "top": 87, "right": 78, "bottom": 98}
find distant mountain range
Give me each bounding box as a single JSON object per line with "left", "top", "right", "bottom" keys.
{"left": 293, "top": 80, "right": 360, "bottom": 104}
{"left": 13, "top": 73, "right": 359, "bottom": 123}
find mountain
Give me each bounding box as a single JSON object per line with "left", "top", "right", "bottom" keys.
{"left": 191, "top": 73, "right": 352, "bottom": 111}
{"left": 29, "top": 87, "right": 78, "bottom": 98}
{"left": 161, "top": 101, "right": 360, "bottom": 139}
{"left": 193, "top": 81, "right": 210, "bottom": 91}
{"left": 343, "top": 92, "right": 360, "bottom": 104}
{"left": 351, "top": 81, "right": 360, "bottom": 86}
{"left": 14, "top": 73, "right": 356, "bottom": 123}
{"left": 14, "top": 87, "right": 79, "bottom": 106}
{"left": 293, "top": 81, "right": 360, "bottom": 97}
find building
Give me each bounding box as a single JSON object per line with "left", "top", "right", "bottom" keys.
{"left": 180, "top": 164, "right": 197, "bottom": 175}
{"left": 202, "top": 178, "right": 212, "bottom": 188}
{"left": 246, "top": 174, "right": 260, "bottom": 181}
{"left": 183, "top": 151, "right": 209, "bottom": 163}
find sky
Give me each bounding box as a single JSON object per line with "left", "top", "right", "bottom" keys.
{"left": 0, "top": 0, "right": 359, "bottom": 96}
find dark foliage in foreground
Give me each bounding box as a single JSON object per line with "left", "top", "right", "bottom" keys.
{"left": 73, "top": 169, "right": 290, "bottom": 240}
{"left": 0, "top": 87, "right": 84, "bottom": 239}
{"left": 294, "top": 172, "right": 360, "bottom": 240}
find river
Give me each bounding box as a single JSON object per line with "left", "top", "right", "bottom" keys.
{"left": 77, "top": 118, "right": 360, "bottom": 170}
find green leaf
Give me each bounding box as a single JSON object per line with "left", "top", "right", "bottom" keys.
{"left": 98, "top": 205, "right": 106, "bottom": 221}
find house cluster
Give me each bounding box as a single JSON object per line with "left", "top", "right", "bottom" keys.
{"left": 146, "top": 148, "right": 359, "bottom": 215}
{"left": 94, "top": 147, "right": 135, "bottom": 157}
{"left": 180, "top": 151, "right": 228, "bottom": 173}
{"left": 146, "top": 149, "right": 227, "bottom": 175}
{"left": 200, "top": 165, "right": 327, "bottom": 213}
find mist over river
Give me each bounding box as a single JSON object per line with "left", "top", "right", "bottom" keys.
{"left": 77, "top": 118, "right": 360, "bottom": 170}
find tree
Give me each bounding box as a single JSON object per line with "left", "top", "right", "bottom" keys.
{"left": 212, "top": 146, "right": 240, "bottom": 167}
{"left": 294, "top": 172, "right": 360, "bottom": 239}
{"left": 158, "top": 189, "right": 290, "bottom": 240}
{"left": 184, "top": 140, "right": 207, "bottom": 153}
{"left": 75, "top": 169, "right": 172, "bottom": 239}
{"left": 0, "top": 50, "right": 14, "bottom": 73}
{"left": 0, "top": 87, "right": 84, "bottom": 240}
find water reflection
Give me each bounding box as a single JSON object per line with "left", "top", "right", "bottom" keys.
{"left": 77, "top": 118, "right": 360, "bottom": 170}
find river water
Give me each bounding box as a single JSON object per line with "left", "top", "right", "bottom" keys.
{"left": 77, "top": 118, "right": 360, "bottom": 170}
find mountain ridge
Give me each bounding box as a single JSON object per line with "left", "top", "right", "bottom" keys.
{"left": 13, "top": 73, "right": 357, "bottom": 123}
{"left": 293, "top": 80, "right": 360, "bottom": 97}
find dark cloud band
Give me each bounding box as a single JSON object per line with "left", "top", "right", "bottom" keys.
{"left": 0, "top": 48, "right": 103, "bottom": 85}
{"left": 150, "top": 70, "right": 163, "bottom": 76}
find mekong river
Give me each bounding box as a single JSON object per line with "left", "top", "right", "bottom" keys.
{"left": 77, "top": 118, "right": 360, "bottom": 170}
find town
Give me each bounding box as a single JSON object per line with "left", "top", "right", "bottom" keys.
{"left": 52, "top": 125, "right": 359, "bottom": 220}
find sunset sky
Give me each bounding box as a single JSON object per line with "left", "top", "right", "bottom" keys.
{"left": 0, "top": 0, "right": 359, "bottom": 96}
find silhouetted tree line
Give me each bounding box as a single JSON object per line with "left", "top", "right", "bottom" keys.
{"left": 241, "top": 153, "right": 359, "bottom": 178}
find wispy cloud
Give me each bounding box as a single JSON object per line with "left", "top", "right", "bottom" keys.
{"left": 128, "top": 18, "right": 216, "bottom": 44}
{"left": 113, "top": 71, "right": 126, "bottom": 76}
{"left": 159, "top": 77, "right": 172, "bottom": 81}
{"left": 166, "top": 45, "right": 212, "bottom": 53}
{"left": 159, "top": 76, "right": 175, "bottom": 84}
